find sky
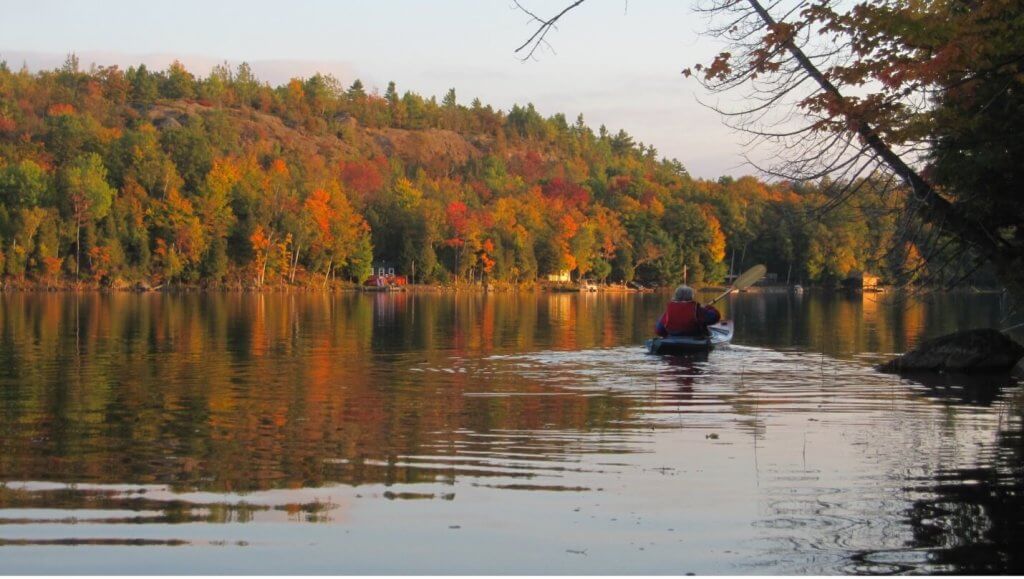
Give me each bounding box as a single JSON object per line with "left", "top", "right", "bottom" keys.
{"left": 0, "top": 0, "right": 754, "bottom": 178}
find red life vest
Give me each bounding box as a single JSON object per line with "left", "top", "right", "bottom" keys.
{"left": 660, "top": 301, "right": 703, "bottom": 336}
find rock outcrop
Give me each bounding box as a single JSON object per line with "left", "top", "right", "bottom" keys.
{"left": 879, "top": 328, "right": 1024, "bottom": 373}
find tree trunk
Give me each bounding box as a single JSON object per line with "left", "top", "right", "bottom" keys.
{"left": 290, "top": 244, "right": 300, "bottom": 284}
{"left": 322, "top": 258, "right": 332, "bottom": 291}
{"left": 75, "top": 220, "right": 81, "bottom": 279}
{"left": 258, "top": 232, "right": 275, "bottom": 287}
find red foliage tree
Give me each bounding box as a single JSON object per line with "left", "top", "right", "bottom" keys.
{"left": 511, "top": 150, "right": 545, "bottom": 183}
{"left": 339, "top": 158, "right": 385, "bottom": 198}
{"left": 542, "top": 178, "right": 590, "bottom": 208}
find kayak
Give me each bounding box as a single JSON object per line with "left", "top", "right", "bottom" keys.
{"left": 645, "top": 321, "right": 734, "bottom": 355}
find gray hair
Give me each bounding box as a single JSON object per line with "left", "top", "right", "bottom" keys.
{"left": 674, "top": 285, "right": 694, "bottom": 301}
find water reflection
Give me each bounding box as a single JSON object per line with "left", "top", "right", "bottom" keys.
{"left": 897, "top": 393, "right": 1024, "bottom": 574}
{"left": 903, "top": 371, "right": 1017, "bottom": 406}
{"left": 0, "top": 293, "right": 654, "bottom": 494}
{"left": 730, "top": 290, "right": 1011, "bottom": 359}
{"left": 0, "top": 290, "right": 1020, "bottom": 573}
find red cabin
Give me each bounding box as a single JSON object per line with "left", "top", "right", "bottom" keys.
{"left": 364, "top": 263, "right": 407, "bottom": 287}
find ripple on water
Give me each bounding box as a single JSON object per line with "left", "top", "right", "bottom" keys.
{"left": 0, "top": 481, "right": 343, "bottom": 546}
{"left": 2, "top": 291, "right": 1022, "bottom": 574}
{"left": 475, "top": 345, "right": 937, "bottom": 420}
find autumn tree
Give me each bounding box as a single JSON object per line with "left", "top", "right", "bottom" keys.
{"left": 162, "top": 60, "right": 196, "bottom": 99}
{"left": 60, "top": 153, "right": 115, "bottom": 277}
{"left": 303, "top": 187, "right": 373, "bottom": 286}
{"left": 4, "top": 56, "right": 985, "bottom": 290}
{"left": 515, "top": 0, "right": 1024, "bottom": 293}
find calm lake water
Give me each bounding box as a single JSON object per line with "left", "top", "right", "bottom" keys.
{"left": 1, "top": 290, "right": 1022, "bottom": 574}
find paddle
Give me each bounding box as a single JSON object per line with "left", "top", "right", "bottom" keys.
{"left": 708, "top": 264, "right": 767, "bottom": 306}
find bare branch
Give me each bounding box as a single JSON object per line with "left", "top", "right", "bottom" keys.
{"left": 513, "top": 0, "right": 588, "bottom": 61}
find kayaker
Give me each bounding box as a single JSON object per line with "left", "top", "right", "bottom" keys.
{"left": 655, "top": 285, "right": 721, "bottom": 337}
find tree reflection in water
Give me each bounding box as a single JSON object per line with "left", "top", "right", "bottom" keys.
{"left": 1, "top": 291, "right": 1023, "bottom": 573}
{"left": 902, "top": 375, "right": 1024, "bottom": 574}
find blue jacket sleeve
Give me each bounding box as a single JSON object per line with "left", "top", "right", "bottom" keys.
{"left": 701, "top": 306, "right": 721, "bottom": 325}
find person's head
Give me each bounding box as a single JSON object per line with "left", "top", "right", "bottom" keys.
{"left": 673, "top": 285, "right": 694, "bottom": 302}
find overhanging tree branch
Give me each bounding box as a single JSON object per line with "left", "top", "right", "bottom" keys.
{"left": 741, "top": 0, "right": 1007, "bottom": 262}
{"left": 513, "top": 0, "right": 587, "bottom": 61}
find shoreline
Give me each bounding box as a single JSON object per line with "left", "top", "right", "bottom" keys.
{"left": 0, "top": 279, "right": 1006, "bottom": 295}
{"left": 0, "top": 282, "right": 640, "bottom": 294}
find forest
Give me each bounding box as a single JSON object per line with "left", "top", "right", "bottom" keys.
{"left": 0, "top": 57, "right": 968, "bottom": 289}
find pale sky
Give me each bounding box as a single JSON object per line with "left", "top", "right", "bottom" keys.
{"left": 0, "top": 0, "right": 753, "bottom": 178}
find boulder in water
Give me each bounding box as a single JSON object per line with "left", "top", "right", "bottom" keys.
{"left": 879, "top": 328, "right": 1024, "bottom": 373}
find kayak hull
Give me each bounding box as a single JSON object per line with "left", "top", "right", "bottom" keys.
{"left": 646, "top": 321, "right": 733, "bottom": 355}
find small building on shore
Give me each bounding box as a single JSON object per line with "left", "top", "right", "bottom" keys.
{"left": 365, "top": 261, "right": 407, "bottom": 287}
{"left": 844, "top": 270, "right": 882, "bottom": 291}
{"left": 546, "top": 270, "right": 572, "bottom": 283}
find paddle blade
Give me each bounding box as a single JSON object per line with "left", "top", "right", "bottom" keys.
{"left": 733, "top": 264, "right": 767, "bottom": 290}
